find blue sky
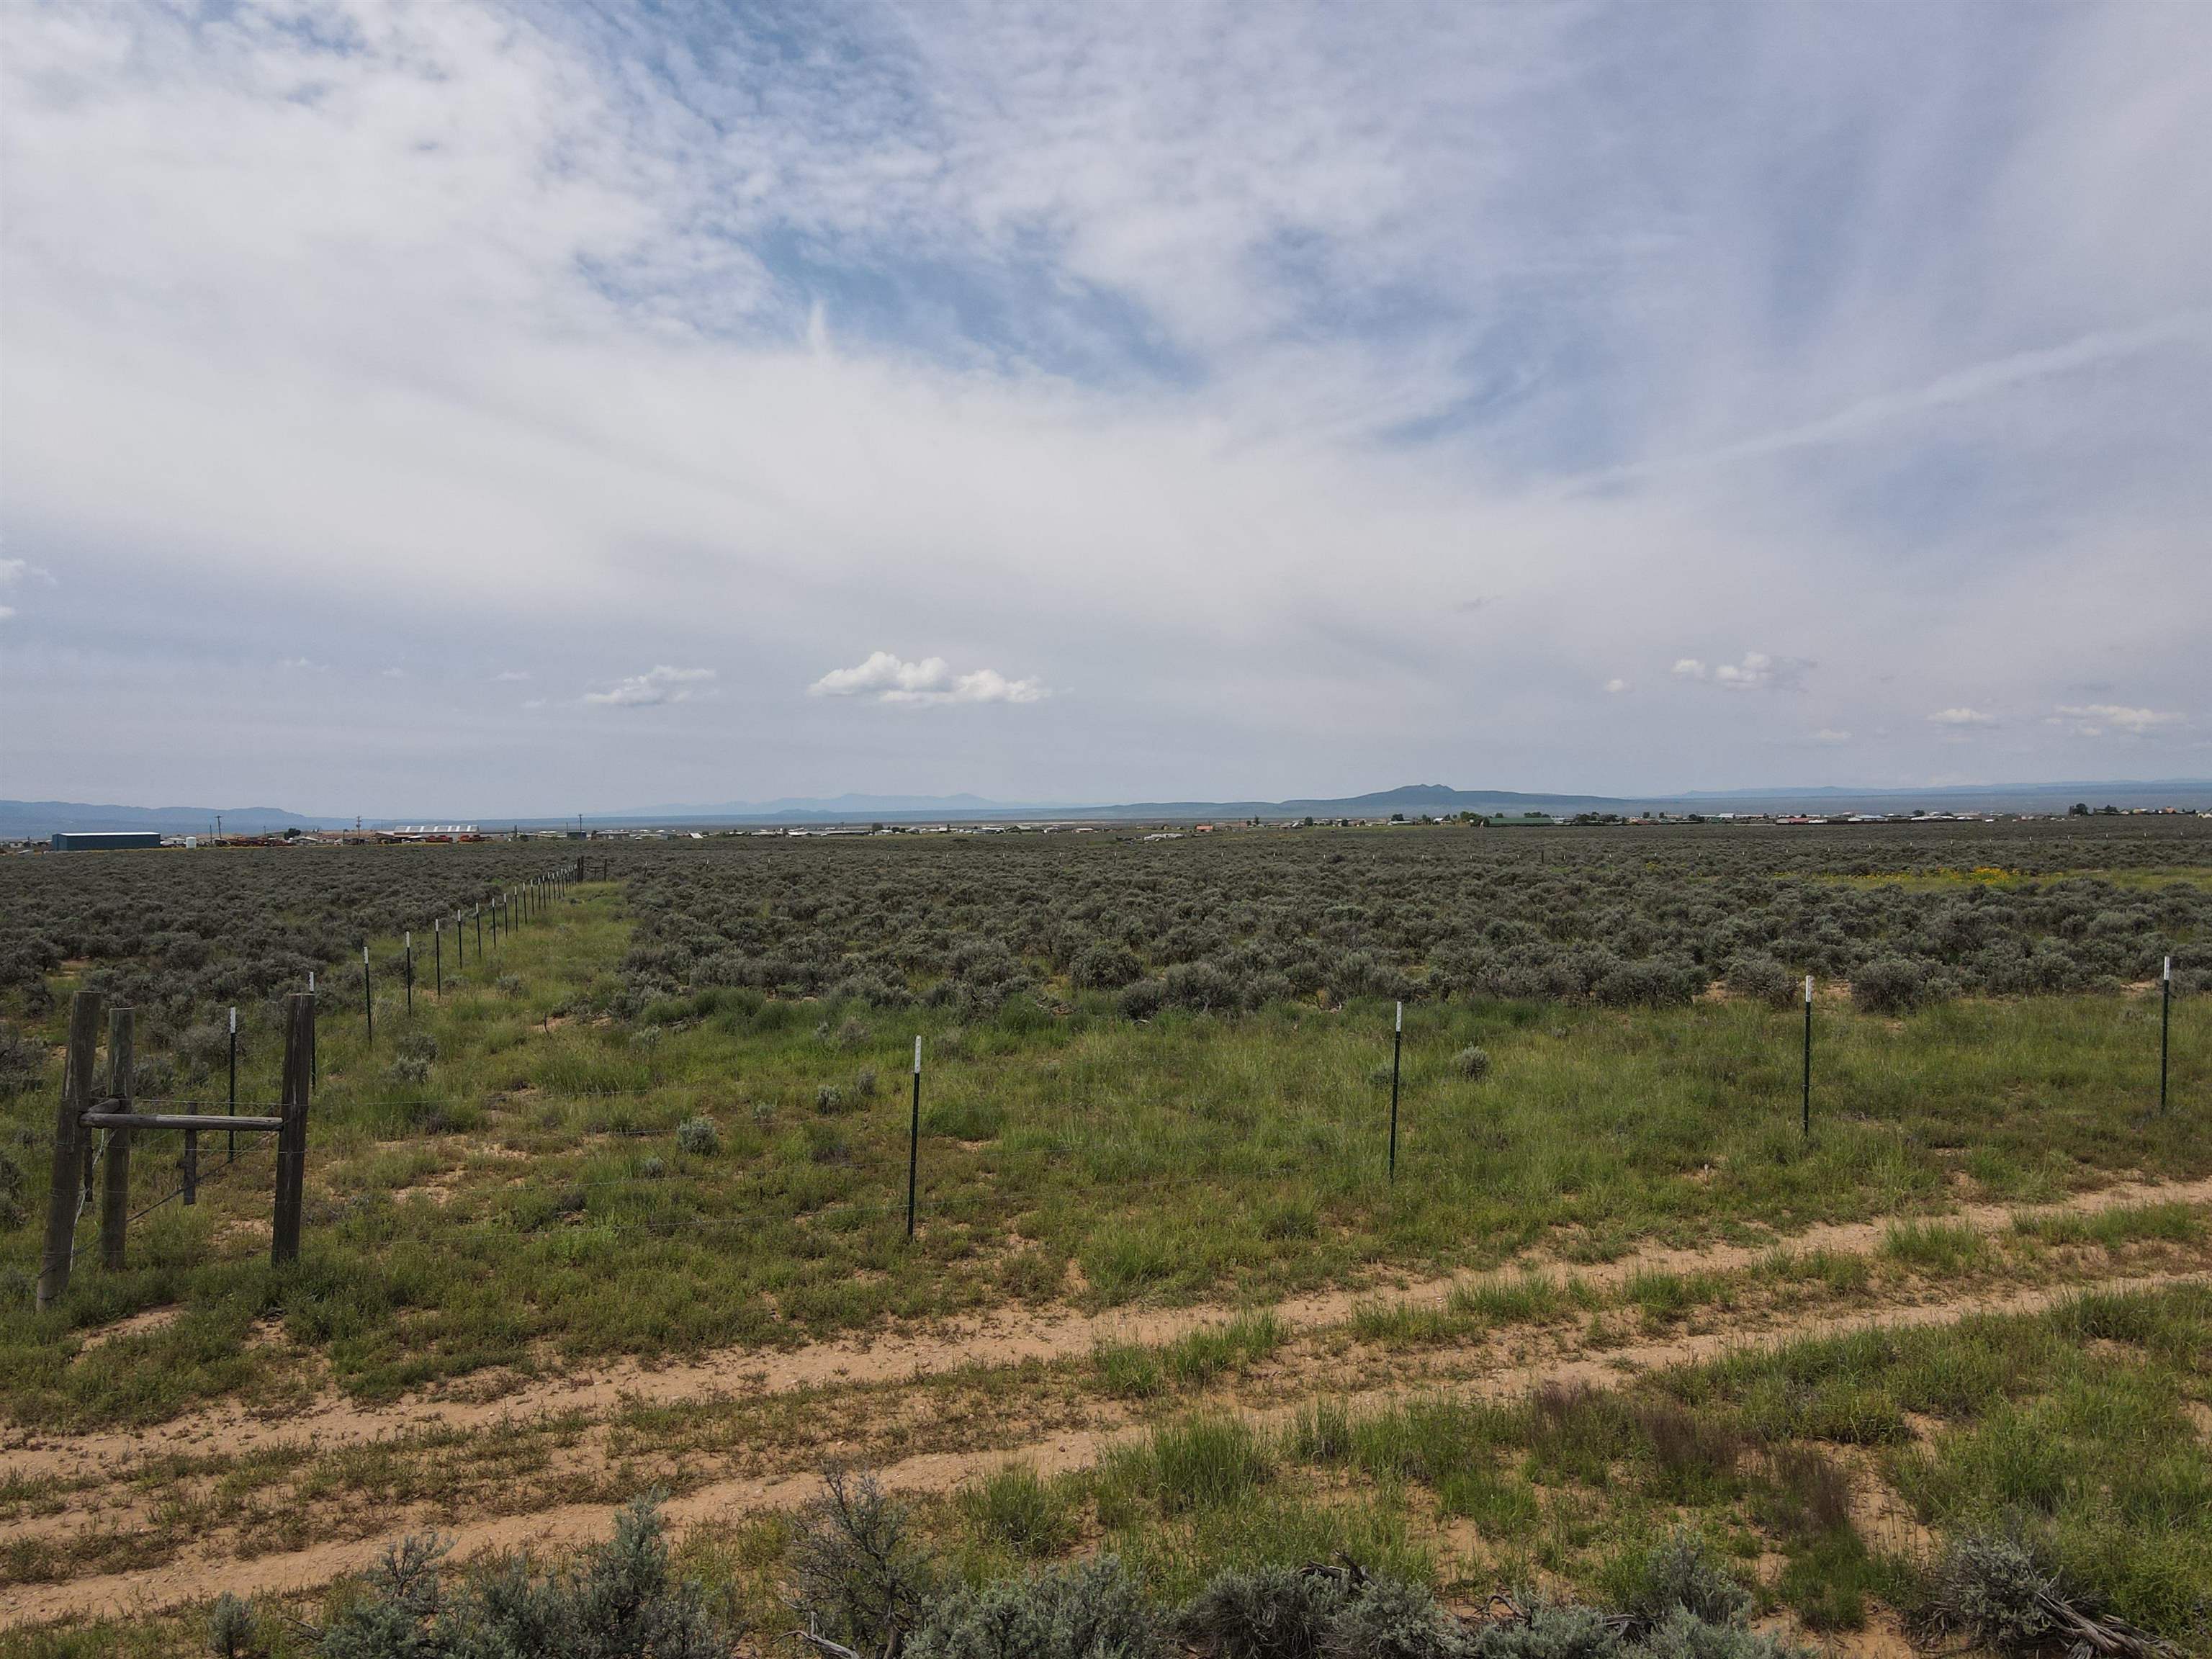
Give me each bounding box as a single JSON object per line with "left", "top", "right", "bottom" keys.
{"left": 1, "top": 1, "right": 2207, "bottom": 814}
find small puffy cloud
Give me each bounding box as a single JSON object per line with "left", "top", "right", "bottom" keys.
{"left": 382, "top": 666, "right": 407, "bottom": 680}
{"left": 1808, "top": 729, "right": 1852, "bottom": 745}
{"left": 2048, "top": 703, "right": 2181, "bottom": 738}
{"left": 493, "top": 670, "right": 531, "bottom": 683}
{"left": 521, "top": 698, "right": 547, "bottom": 710}
{"left": 1927, "top": 707, "right": 1996, "bottom": 727}
{"left": 1604, "top": 677, "right": 1631, "bottom": 694}
{"left": 809, "top": 651, "right": 1049, "bottom": 706}
{"left": 811, "top": 652, "right": 956, "bottom": 697}
{"left": 583, "top": 665, "right": 716, "bottom": 707}
{"left": 276, "top": 656, "right": 320, "bottom": 671}
{"left": 1673, "top": 652, "right": 1807, "bottom": 691}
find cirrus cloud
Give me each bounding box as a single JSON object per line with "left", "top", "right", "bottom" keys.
{"left": 809, "top": 652, "right": 1050, "bottom": 706}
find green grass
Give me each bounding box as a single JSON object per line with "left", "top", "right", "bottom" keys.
{"left": 1452, "top": 1269, "right": 1573, "bottom": 1325}
{"left": 1097, "top": 1413, "right": 1276, "bottom": 1518}
{"left": 2011, "top": 1200, "right": 2206, "bottom": 1248}
{"left": 1881, "top": 1219, "right": 1992, "bottom": 1274}
{"left": 956, "top": 1462, "right": 1078, "bottom": 1560}
{"left": 4, "top": 878, "right": 2209, "bottom": 1431}
{"left": 14, "top": 1284, "right": 2212, "bottom": 1655}
{"left": 1094, "top": 1310, "right": 1285, "bottom": 1398}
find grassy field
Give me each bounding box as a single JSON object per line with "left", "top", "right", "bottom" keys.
{"left": 3, "top": 881, "right": 2205, "bottom": 1429}
{"left": 1, "top": 839, "right": 2209, "bottom": 1655}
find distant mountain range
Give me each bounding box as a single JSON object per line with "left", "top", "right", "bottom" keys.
{"left": 6, "top": 779, "right": 2209, "bottom": 841}
{"left": 630, "top": 793, "right": 1025, "bottom": 817}
{"left": 0, "top": 801, "right": 321, "bottom": 838}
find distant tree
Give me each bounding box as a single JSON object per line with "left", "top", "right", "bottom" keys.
{"left": 2070, "top": 802, "right": 2091, "bottom": 817}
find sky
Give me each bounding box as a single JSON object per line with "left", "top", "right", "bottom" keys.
{"left": 2, "top": 1, "right": 2208, "bottom": 817}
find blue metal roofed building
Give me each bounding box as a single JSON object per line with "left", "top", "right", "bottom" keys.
{"left": 50, "top": 832, "right": 163, "bottom": 852}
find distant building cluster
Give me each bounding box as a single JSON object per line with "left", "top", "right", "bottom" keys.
{"left": 14, "top": 801, "right": 2211, "bottom": 853}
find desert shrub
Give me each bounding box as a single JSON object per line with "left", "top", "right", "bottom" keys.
{"left": 1918, "top": 1525, "right": 2090, "bottom": 1656}
{"left": 1452, "top": 1046, "right": 1491, "bottom": 1082}
{"left": 0, "top": 1151, "right": 24, "bottom": 1231}
{"left": 789, "top": 1468, "right": 937, "bottom": 1659}
{"left": 1179, "top": 1565, "right": 1351, "bottom": 1659}
{"left": 1621, "top": 1531, "right": 1750, "bottom": 1632}
{"left": 675, "top": 1116, "right": 720, "bottom": 1156}
{"left": 1722, "top": 956, "right": 1795, "bottom": 1007}
{"left": 1321, "top": 1577, "right": 1473, "bottom": 1659}
{"left": 1591, "top": 961, "right": 1700, "bottom": 1009}
{"left": 208, "top": 1593, "right": 258, "bottom": 1658}
{"left": 0, "top": 1020, "right": 44, "bottom": 1095}
{"left": 396, "top": 1029, "right": 439, "bottom": 1066}
{"left": 495, "top": 974, "right": 525, "bottom": 998}
{"left": 1473, "top": 1601, "right": 1620, "bottom": 1659}
{"left": 175, "top": 1018, "right": 233, "bottom": 1084}
{"left": 816, "top": 1084, "right": 846, "bottom": 1115}
{"left": 1635, "top": 1609, "right": 1804, "bottom": 1659}
{"left": 909, "top": 1557, "right": 1164, "bottom": 1659}
{"left": 388, "top": 1052, "right": 433, "bottom": 1089}
{"left": 1073, "top": 942, "right": 1144, "bottom": 992}
{"left": 315, "top": 1495, "right": 734, "bottom": 1658}
{"left": 1118, "top": 979, "right": 1168, "bottom": 1020}
{"left": 1851, "top": 957, "right": 1930, "bottom": 1015}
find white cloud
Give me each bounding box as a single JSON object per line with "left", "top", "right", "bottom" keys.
{"left": 1604, "top": 678, "right": 1630, "bottom": 694}
{"left": 2048, "top": 703, "right": 2182, "bottom": 738}
{"left": 493, "top": 670, "right": 531, "bottom": 683}
{"left": 809, "top": 652, "right": 1049, "bottom": 706}
{"left": 810, "top": 652, "right": 956, "bottom": 698}
{"left": 1927, "top": 707, "right": 1996, "bottom": 727}
{"left": 0, "top": 559, "right": 55, "bottom": 588}
{"left": 276, "top": 657, "right": 320, "bottom": 671}
{"left": 1809, "top": 729, "right": 1852, "bottom": 745}
{"left": 1674, "top": 652, "right": 1807, "bottom": 692}
{"left": 382, "top": 666, "right": 407, "bottom": 679}
{"left": 0, "top": 559, "right": 53, "bottom": 622}
{"left": 583, "top": 665, "right": 716, "bottom": 707}
{"left": 1, "top": 4, "right": 2208, "bottom": 806}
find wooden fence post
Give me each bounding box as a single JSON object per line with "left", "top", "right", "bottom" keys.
{"left": 272, "top": 993, "right": 313, "bottom": 1266}
{"left": 35, "top": 992, "right": 104, "bottom": 1310}
{"left": 99, "top": 1005, "right": 135, "bottom": 1271}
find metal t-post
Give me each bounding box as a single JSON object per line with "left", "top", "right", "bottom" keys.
{"left": 907, "top": 1036, "right": 922, "bottom": 1239}
{"left": 2161, "top": 955, "right": 2172, "bottom": 1115}
{"left": 1802, "top": 974, "right": 1813, "bottom": 1138}
{"left": 1388, "top": 1000, "right": 1403, "bottom": 1182}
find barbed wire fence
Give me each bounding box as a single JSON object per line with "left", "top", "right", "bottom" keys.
{"left": 12, "top": 850, "right": 2199, "bottom": 1305}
